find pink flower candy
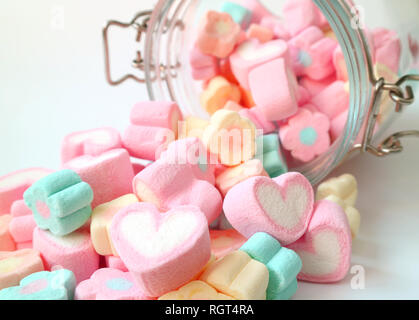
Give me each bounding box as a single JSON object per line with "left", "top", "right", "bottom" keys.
{"left": 279, "top": 108, "right": 330, "bottom": 163}
{"left": 75, "top": 268, "right": 152, "bottom": 300}
{"left": 196, "top": 11, "right": 242, "bottom": 59}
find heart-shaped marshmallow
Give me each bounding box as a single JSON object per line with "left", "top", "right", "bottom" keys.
{"left": 110, "top": 202, "right": 211, "bottom": 297}
{"left": 230, "top": 39, "right": 289, "bottom": 90}
{"left": 286, "top": 200, "right": 352, "bottom": 283}
{"left": 223, "top": 172, "right": 314, "bottom": 245}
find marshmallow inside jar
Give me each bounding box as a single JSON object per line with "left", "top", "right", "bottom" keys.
{"left": 141, "top": 0, "right": 415, "bottom": 185}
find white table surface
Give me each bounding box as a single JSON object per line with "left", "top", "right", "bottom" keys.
{"left": 1, "top": 0, "right": 419, "bottom": 300}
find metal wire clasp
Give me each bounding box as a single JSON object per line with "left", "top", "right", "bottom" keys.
{"left": 103, "top": 10, "right": 152, "bottom": 86}
{"left": 354, "top": 74, "right": 419, "bottom": 157}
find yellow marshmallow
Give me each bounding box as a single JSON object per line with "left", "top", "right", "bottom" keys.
{"left": 201, "top": 76, "right": 241, "bottom": 115}
{"left": 90, "top": 194, "right": 139, "bottom": 256}
{"left": 199, "top": 250, "right": 269, "bottom": 300}
{"left": 215, "top": 159, "right": 268, "bottom": 196}
{"left": 203, "top": 110, "right": 256, "bottom": 167}
{"left": 178, "top": 117, "right": 209, "bottom": 140}
{"left": 316, "top": 174, "right": 358, "bottom": 207}
{"left": 159, "top": 281, "right": 235, "bottom": 300}
{"left": 324, "top": 195, "right": 361, "bottom": 239}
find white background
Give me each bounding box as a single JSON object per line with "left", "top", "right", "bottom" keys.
{"left": 1, "top": 1, "right": 419, "bottom": 299}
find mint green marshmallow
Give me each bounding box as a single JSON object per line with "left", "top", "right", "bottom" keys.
{"left": 220, "top": 2, "right": 252, "bottom": 29}
{"left": 240, "top": 232, "right": 302, "bottom": 300}
{"left": 24, "top": 169, "right": 93, "bottom": 236}
{"left": 255, "top": 134, "right": 288, "bottom": 178}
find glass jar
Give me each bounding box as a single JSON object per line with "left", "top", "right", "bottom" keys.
{"left": 103, "top": 0, "right": 419, "bottom": 185}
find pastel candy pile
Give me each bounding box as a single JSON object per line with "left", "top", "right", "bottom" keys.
{"left": 188, "top": 0, "right": 401, "bottom": 167}
{"left": 0, "top": 0, "right": 392, "bottom": 300}
{"left": 75, "top": 268, "right": 151, "bottom": 300}
{"left": 0, "top": 269, "right": 76, "bottom": 300}
{"left": 23, "top": 169, "right": 94, "bottom": 236}
{"left": 240, "top": 233, "right": 301, "bottom": 300}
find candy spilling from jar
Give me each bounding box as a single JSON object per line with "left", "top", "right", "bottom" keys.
{"left": 1, "top": 0, "right": 400, "bottom": 300}
{"left": 190, "top": 0, "right": 401, "bottom": 165}
{"left": 0, "top": 97, "right": 361, "bottom": 300}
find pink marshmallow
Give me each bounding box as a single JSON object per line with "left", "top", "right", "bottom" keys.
{"left": 223, "top": 173, "right": 314, "bottom": 246}
{"left": 311, "top": 81, "right": 350, "bottom": 120}
{"left": 130, "top": 101, "right": 183, "bottom": 134}
{"left": 158, "top": 138, "right": 216, "bottom": 185}
{"left": 16, "top": 241, "right": 32, "bottom": 250}
{"left": 61, "top": 128, "right": 121, "bottom": 164}
{"left": 330, "top": 110, "right": 348, "bottom": 142}
{"left": 210, "top": 229, "right": 247, "bottom": 259}
{"left": 279, "top": 108, "right": 331, "bottom": 163}
{"left": 287, "top": 200, "right": 352, "bottom": 283}
{"left": 196, "top": 11, "right": 242, "bottom": 59}
{"left": 110, "top": 202, "right": 211, "bottom": 297}
{"left": 230, "top": 39, "right": 289, "bottom": 90}
{"left": 75, "top": 268, "right": 152, "bottom": 300}
{"left": 246, "top": 24, "right": 274, "bottom": 43}
{"left": 260, "top": 16, "right": 291, "bottom": 40}
{"left": 249, "top": 58, "right": 299, "bottom": 121}
{"left": 133, "top": 162, "right": 222, "bottom": 225}
{"left": 105, "top": 256, "right": 128, "bottom": 272}
{"left": 0, "top": 215, "right": 15, "bottom": 251}
{"left": 299, "top": 74, "right": 336, "bottom": 96}
{"left": 282, "top": 0, "right": 325, "bottom": 36}
{"left": 239, "top": 108, "right": 277, "bottom": 134}
{"left": 10, "top": 199, "right": 32, "bottom": 217}
{"left": 63, "top": 149, "right": 134, "bottom": 208}
{"left": 333, "top": 46, "right": 348, "bottom": 82}
{"left": 190, "top": 47, "right": 219, "bottom": 81}
{"left": 33, "top": 227, "right": 99, "bottom": 283}
{"left": 0, "top": 168, "right": 53, "bottom": 215}
{"left": 373, "top": 28, "right": 401, "bottom": 74}
{"left": 288, "top": 26, "right": 338, "bottom": 80}
{"left": 122, "top": 125, "right": 175, "bottom": 161}
{"left": 9, "top": 200, "right": 36, "bottom": 243}
{"left": 297, "top": 85, "right": 312, "bottom": 106}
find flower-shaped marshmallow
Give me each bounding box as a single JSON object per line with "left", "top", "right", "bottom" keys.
{"left": 0, "top": 269, "right": 76, "bottom": 300}
{"left": 279, "top": 108, "right": 330, "bottom": 163}
{"left": 75, "top": 268, "right": 152, "bottom": 300}
{"left": 288, "top": 26, "right": 338, "bottom": 80}
{"left": 23, "top": 169, "right": 94, "bottom": 236}
{"left": 196, "top": 11, "right": 242, "bottom": 59}
{"left": 202, "top": 110, "right": 256, "bottom": 166}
